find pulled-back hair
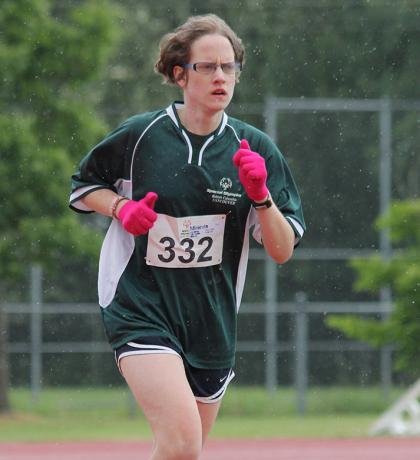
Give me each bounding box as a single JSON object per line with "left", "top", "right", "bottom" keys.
{"left": 155, "top": 14, "right": 245, "bottom": 84}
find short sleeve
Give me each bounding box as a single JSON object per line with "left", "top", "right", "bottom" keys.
{"left": 252, "top": 135, "right": 306, "bottom": 246}
{"left": 69, "top": 120, "right": 132, "bottom": 213}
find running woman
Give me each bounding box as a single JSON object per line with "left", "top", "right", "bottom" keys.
{"left": 70, "top": 14, "right": 305, "bottom": 460}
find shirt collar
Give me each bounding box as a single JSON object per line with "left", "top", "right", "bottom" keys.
{"left": 166, "top": 101, "right": 228, "bottom": 137}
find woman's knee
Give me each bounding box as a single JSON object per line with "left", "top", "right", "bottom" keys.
{"left": 155, "top": 425, "right": 202, "bottom": 460}
{"left": 153, "top": 436, "right": 202, "bottom": 460}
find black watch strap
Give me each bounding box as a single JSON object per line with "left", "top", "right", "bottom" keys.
{"left": 251, "top": 195, "right": 272, "bottom": 209}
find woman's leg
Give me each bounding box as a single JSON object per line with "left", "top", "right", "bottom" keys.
{"left": 120, "top": 354, "right": 202, "bottom": 460}
{"left": 197, "top": 400, "right": 221, "bottom": 445}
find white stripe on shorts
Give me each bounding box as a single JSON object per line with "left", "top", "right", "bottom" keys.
{"left": 115, "top": 343, "right": 181, "bottom": 374}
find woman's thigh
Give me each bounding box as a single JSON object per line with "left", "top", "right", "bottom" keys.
{"left": 120, "top": 354, "right": 202, "bottom": 453}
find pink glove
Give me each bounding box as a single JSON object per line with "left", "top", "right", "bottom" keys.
{"left": 118, "top": 192, "right": 158, "bottom": 236}
{"left": 233, "top": 139, "right": 269, "bottom": 201}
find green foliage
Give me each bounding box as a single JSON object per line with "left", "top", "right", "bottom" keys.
{"left": 327, "top": 200, "right": 420, "bottom": 374}
{"left": 326, "top": 315, "right": 394, "bottom": 348}
{"left": 378, "top": 200, "right": 420, "bottom": 244}
{"left": 0, "top": 0, "right": 120, "bottom": 296}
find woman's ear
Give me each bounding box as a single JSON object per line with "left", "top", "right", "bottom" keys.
{"left": 173, "top": 65, "right": 187, "bottom": 88}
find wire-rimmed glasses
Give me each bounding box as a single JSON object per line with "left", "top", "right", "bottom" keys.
{"left": 181, "top": 62, "right": 242, "bottom": 75}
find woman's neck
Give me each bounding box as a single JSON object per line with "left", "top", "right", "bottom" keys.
{"left": 177, "top": 106, "right": 222, "bottom": 136}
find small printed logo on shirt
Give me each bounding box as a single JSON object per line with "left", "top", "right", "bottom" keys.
{"left": 207, "top": 177, "right": 241, "bottom": 206}
{"left": 219, "top": 375, "right": 228, "bottom": 383}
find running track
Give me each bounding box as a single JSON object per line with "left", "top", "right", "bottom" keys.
{"left": 1, "top": 438, "right": 420, "bottom": 460}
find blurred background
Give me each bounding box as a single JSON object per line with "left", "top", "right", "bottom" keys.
{"left": 1, "top": 0, "right": 420, "bottom": 436}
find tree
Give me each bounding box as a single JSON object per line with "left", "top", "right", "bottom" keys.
{"left": 327, "top": 199, "right": 420, "bottom": 375}
{"left": 0, "top": 0, "right": 119, "bottom": 292}
{"left": 0, "top": 0, "right": 119, "bottom": 411}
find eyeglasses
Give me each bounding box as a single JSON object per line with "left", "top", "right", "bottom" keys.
{"left": 181, "top": 62, "right": 242, "bottom": 75}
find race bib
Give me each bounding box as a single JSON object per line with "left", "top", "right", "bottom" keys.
{"left": 146, "top": 214, "right": 226, "bottom": 268}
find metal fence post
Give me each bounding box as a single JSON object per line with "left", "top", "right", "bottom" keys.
{"left": 379, "top": 98, "right": 393, "bottom": 398}
{"left": 264, "top": 96, "right": 278, "bottom": 144}
{"left": 263, "top": 96, "right": 279, "bottom": 394}
{"left": 295, "top": 292, "right": 308, "bottom": 415}
{"left": 0, "top": 305, "right": 10, "bottom": 412}
{"left": 30, "top": 264, "right": 43, "bottom": 403}
{"left": 264, "top": 257, "right": 278, "bottom": 393}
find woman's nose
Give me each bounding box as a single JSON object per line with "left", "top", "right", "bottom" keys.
{"left": 212, "top": 65, "right": 226, "bottom": 81}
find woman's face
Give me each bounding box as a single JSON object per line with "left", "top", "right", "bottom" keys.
{"left": 175, "top": 34, "right": 237, "bottom": 116}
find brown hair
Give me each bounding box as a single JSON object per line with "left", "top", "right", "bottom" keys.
{"left": 155, "top": 14, "right": 245, "bottom": 84}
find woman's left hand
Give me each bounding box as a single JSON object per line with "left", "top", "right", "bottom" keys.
{"left": 233, "top": 139, "right": 269, "bottom": 202}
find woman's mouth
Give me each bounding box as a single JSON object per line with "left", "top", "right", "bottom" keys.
{"left": 211, "top": 88, "right": 227, "bottom": 96}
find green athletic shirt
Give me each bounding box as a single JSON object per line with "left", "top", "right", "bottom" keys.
{"left": 70, "top": 102, "right": 305, "bottom": 369}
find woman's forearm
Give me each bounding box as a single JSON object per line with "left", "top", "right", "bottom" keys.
{"left": 255, "top": 201, "right": 295, "bottom": 264}
{"left": 80, "top": 189, "right": 128, "bottom": 219}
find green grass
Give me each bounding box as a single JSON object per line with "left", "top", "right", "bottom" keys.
{"left": 213, "top": 415, "right": 374, "bottom": 438}
{"left": 0, "top": 385, "right": 403, "bottom": 442}
{"left": 220, "top": 386, "right": 403, "bottom": 416}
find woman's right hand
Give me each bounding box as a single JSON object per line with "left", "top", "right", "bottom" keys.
{"left": 118, "top": 192, "right": 158, "bottom": 236}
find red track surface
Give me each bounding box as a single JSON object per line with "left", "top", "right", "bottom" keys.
{"left": 1, "top": 438, "right": 420, "bottom": 460}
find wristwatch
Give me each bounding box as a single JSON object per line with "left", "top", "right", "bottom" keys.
{"left": 251, "top": 195, "right": 272, "bottom": 209}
